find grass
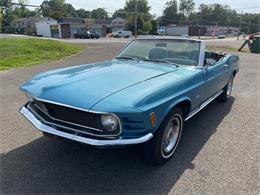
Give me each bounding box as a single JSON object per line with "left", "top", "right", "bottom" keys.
{"left": 0, "top": 38, "right": 83, "bottom": 70}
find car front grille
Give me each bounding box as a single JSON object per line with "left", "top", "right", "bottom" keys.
{"left": 26, "top": 100, "right": 121, "bottom": 138}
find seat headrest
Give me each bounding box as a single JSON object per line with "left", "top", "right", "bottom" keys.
{"left": 148, "top": 48, "right": 168, "bottom": 59}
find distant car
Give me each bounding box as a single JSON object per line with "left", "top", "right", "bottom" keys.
{"left": 112, "top": 31, "right": 132, "bottom": 38}
{"left": 20, "top": 37, "right": 239, "bottom": 164}
{"left": 218, "top": 35, "right": 226, "bottom": 39}
{"left": 90, "top": 32, "right": 100, "bottom": 39}
{"left": 73, "top": 31, "right": 91, "bottom": 39}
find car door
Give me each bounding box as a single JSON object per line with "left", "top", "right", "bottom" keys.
{"left": 203, "top": 61, "right": 229, "bottom": 100}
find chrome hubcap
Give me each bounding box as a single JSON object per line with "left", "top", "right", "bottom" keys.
{"left": 227, "top": 78, "right": 233, "bottom": 97}
{"left": 161, "top": 115, "right": 182, "bottom": 158}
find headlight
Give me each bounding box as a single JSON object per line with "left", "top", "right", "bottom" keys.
{"left": 100, "top": 114, "right": 118, "bottom": 132}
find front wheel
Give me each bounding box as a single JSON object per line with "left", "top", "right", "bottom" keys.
{"left": 217, "top": 76, "right": 233, "bottom": 102}
{"left": 142, "top": 107, "right": 183, "bottom": 164}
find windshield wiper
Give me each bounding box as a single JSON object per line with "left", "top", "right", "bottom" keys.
{"left": 143, "top": 59, "right": 179, "bottom": 67}
{"left": 115, "top": 56, "right": 140, "bottom": 62}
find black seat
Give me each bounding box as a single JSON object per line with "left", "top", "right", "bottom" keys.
{"left": 148, "top": 48, "right": 168, "bottom": 59}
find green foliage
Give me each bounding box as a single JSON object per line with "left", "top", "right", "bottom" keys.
{"left": 159, "top": 1, "right": 260, "bottom": 33}
{"left": 0, "top": 8, "right": 3, "bottom": 26}
{"left": 126, "top": 15, "right": 144, "bottom": 33}
{"left": 113, "top": 8, "right": 128, "bottom": 19}
{"left": 40, "top": 0, "right": 75, "bottom": 19}
{"left": 91, "top": 8, "right": 108, "bottom": 19}
{"left": 12, "top": 6, "right": 40, "bottom": 18}
{"left": 123, "top": 0, "right": 151, "bottom": 34}
{"left": 179, "top": 0, "right": 195, "bottom": 20}
{"left": 163, "top": 0, "right": 178, "bottom": 17}
{"left": 124, "top": 0, "right": 150, "bottom": 15}
{"left": 161, "top": 0, "right": 180, "bottom": 26}
{"left": 143, "top": 20, "right": 152, "bottom": 34}
{"left": 150, "top": 19, "right": 157, "bottom": 34}
{"left": 1, "top": 0, "right": 15, "bottom": 26}
{"left": 40, "top": 1, "right": 108, "bottom": 20}
{"left": 0, "top": 38, "right": 82, "bottom": 70}
{"left": 74, "top": 8, "right": 91, "bottom": 18}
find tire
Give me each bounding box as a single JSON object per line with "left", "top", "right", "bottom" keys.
{"left": 142, "top": 107, "right": 183, "bottom": 164}
{"left": 217, "top": 76, "right": 233, "bottom": 102}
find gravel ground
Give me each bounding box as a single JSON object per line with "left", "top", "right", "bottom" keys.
{"left": 0, "top": 41, "right": 259, "bottom": 195}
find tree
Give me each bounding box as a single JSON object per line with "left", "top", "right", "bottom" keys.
{"left": 74, "top": 8, "right": 91, "bottom": 18}
{"left": 143, "top": 20, "right": 152, "bottom": 33}
{"left": 0, "top": 0, "right": 15, "bottom": 26}
{"left": 11, "top": 0, "right": 40, "bottom": 18}
{"left": 66, "top": 3, "right": 75, "bottom": 17}
{"left": 160, "top": 0, "right": 180, "bottom": 25}
{"left": 91, "top": 8, "right": 108, "bottom": 19}
{"left": 113, "top": 8, "right": 128, "bottom": 19}
{"left": 0, "top": 7, "right": 3, "bottom": 26}
{"left": 40, "top": 0, "right": 75, "bottom": 19}
{"left": 197, "top": 4, "right": 237, "bottom": 26}
{"left": 126, "top": 15, "right": 144, "bottom": 33}
{"left": 150, "top": 19, "right": 157, "bottom": 34}
{"left": 163, "top": 0, "right": 178, "bottom": 17}
{"left": 179, "top": 0, "right": 195, "bottom": 21}
{"left": 123, "top": 0, "right": 151, "bottom": 34}
{"left": 124, "top": 0, "right": 150, "bottom": 15}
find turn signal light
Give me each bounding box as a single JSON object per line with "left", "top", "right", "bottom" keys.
{"left": 150, "top": 112, "right": 156, "bottom": 127}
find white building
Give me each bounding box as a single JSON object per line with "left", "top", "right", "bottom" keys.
{"left": 11, "top": 17, "right": 57, "bottom": 37}
{"left": 35, "top": 19, "right": 58, "bottom": 38}
{"left": 166, "top": 26, "right": 189, "bottom": 36}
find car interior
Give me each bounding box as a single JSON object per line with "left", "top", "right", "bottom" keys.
{"left": 204, "top": 51, "right": 226, "bottom": 66}
{"left": 147, "top": 47, "right": 226, "bottom": 67}
{"left": 147, "top": 47, "right": 199, "bottom": 66}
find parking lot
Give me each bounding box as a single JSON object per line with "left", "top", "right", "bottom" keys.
{"left": 0, "top": 40, "right": 259, "bottom": 194}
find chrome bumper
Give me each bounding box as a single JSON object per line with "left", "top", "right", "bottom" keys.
{"left": 20, "top": 106, "right": 153, "bottom": 146}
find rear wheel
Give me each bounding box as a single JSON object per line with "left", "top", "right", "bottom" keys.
{"left": 142, "top": 107, "right": 183, "bottom": 164}
{"left": 218, "top": 76, "right": 233, "bottom": 102}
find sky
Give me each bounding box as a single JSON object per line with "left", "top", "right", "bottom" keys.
{"left": 20, "top": 0, "right": 260, "bottom": 16}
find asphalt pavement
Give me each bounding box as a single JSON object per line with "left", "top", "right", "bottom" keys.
{"left": 0, "top": 40, "right": 259, "bottom": 194}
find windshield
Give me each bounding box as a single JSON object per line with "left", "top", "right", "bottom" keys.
{"left": 117, "top": 39, "right": 201, "bottom": 66}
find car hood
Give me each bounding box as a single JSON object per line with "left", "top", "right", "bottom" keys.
{"left": 21, "top": 60, "right": 177, "bottom": 110}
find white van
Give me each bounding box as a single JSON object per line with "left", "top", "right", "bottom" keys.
{"left": 112, "top": 31, "right": 132, "bottom": 38}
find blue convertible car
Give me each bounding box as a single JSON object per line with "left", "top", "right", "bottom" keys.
{"left": 20, "top": 37, "right": 239, "bottom": 164}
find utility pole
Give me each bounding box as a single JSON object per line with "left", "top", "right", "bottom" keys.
{"left": 237, "top": 16, "right": 241, "bottom": 40}
{"left": 247, "top": 19, "right": 251, "bottom": 35}
{"left": 134, "top": 0, "right": 137, "bottom": 38}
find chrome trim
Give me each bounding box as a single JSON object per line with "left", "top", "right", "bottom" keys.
{"left": 27, "top": 105, "right": 104, "bottom": 138}
{"left": 24, "top": 93, "right": 122, "bottom": 135}
{"left": 26, "top": 103, "right": 120, "bottom": 138}
{"left": 185, "top": 90, "right": 223, "bottom": 121}
{"left": 33, "top": 103, "right": 103, "bottom": 132}
{"left": 198, "top": 41, "right": 206, "bottom": 68}
{"left": 20, "top": 106, "right": 153, "bottom": 146}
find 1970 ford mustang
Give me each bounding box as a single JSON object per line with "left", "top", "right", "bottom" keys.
{"left": 20, "top": 37, "right": 239, "bottom": 164}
